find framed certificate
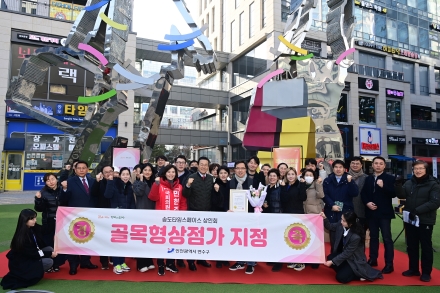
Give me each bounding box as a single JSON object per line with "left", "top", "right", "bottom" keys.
{"left": 229, "top": 189, "right": 248, "bottom": 213}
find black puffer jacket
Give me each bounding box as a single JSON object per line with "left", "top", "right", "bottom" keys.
{"left": 133, "top": 178, "right": 156, "bottom": 209}
{"left": 281, "top": 180, "right": 307, "bottom": 214}
{"left": 396, "top": 175, "right": 440, "bottom": 225}
{"left": 34, "top": 186, "right": 61, "bottom": 232}
{"left": 104, "top": 178, "right": 136, "bottom": 209}
{"left": 265, "top": 184, "right": 281, "bottom": 213}
{"left": 183, "top": 173, "right": 213, "bottom": 211}
{"left": 211, "top": 178, "right": 230, "bottom": 212}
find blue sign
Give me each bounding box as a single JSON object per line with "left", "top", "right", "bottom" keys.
{"left": 56, "top": 104, "right": 63, "bottom": 115}
{"left": 34, "top": 176, "right": 45, "bottom": 187}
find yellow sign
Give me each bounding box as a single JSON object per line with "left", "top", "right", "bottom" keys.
{"left": 50, "top": 0, "right": 84, "bottom": 21}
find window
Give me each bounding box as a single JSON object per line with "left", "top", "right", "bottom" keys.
{"left": 281, "top": 0, "right": 290, "bottom": 22}
{"left": 232, "top": 98, "right": 250, "bottom": 132}
{"left": 232, "top": 41, "right": 268, "bottom": 86}
{"left": 231, "top": 20, "right": 236, "bottom": 51}
{"left": 337, "top": 94, "right": 348, "bottom": 123}
{"left": 232, "top": 145, "right": 256, "bottom": 161}
{"left": 359, "top": 52, "right": 385, "bottom": 69}
{"left": 419, "top": 28, "right": 429, "bottom": 49}
{"left": 435, "top": 68, "right": 440, "bottom": 94}
{"left": 387, "top": 19, "right": 397, "bottom": 41}
{"left": 397, "top": 22, "right": 408, "bottom": 44}
{"left": 359, "top": 97, "right": 376, "bottom": 125}
{"left": 419, "top": 66, "right": 429, "bottom": 96}
{"left": 235, "top": 0, "right": 240, "bottom": 9}
{"left": 393, "top": 60, "right": 415, "bottom": 93}
{"left": 239, "top": 12, "right": 244, "bottom": 45}
{"left": 411, "top": 105, "right": 431, "bottom": 121}
{"left": 409, "top": 25, "right": 418, "bottom": 46}
{"left": 386, "top": 100, "right": 402, "bottom": 127}
{"left": 262, "top": 0, "right": 267, "bottom": 28}
{"left": 212, "top": 7, "right": 215, "bottom": 33}
{"left": 249, "top": 2, "right": 255, "bottom": 38}
{"left": 206, "top": 14, "right": 209, "bottom": 37}
{"left": 221, "top": 0, "right": 227, "bottom": 51}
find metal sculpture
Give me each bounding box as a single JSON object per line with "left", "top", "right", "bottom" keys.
{"left": 243, "top": 0, "right": 356, "bottom": 160}
{"left": 5, "top": 0, "right": 216, "bottom": 168}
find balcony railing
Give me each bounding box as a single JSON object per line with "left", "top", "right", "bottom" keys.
{"left": 412, "top": 119, "right": 440, "bottom": 131}
{"left": 2, "top": 0, "right": 91, "bottom": 22}
{"left": 348, "top": 64, "right": 404, "bottom": 81}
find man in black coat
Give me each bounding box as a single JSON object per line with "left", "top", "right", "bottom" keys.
{"left": 361, "top": 156, "right": 396, "bottom": 274}
{"left": 183, "top": 156, "right": 213, "bottom": 271}
{"left": 247, "top": 156, "right": 264, "bottom": 187}
{"left": 90, "top": 165, "right": 113, "bottom": 270}
{"left": 59, "top": 160, "right": 98, "bottom": 275}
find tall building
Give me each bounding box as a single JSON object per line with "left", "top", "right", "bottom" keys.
{"left": 197, "top": 0, "right": 440, "bottom": 177}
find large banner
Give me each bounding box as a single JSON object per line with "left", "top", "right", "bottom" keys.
{"left": 112, "top": 148, "right": 140, "bottom": 171}
{"left": 55, "top": 207, "right": 325, "bottom": 263}
{"left": 273, "top": 147, "right": 301, "bottom": 171}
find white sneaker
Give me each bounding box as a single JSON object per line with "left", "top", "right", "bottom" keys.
{"left": 287, "top": 263, "right": 295, "bottom": 269}
{"left": 294, "top": 263, "right": 305, "bottom": 271}
{"left": 148, "top": 265, "right": 155, "bottom": 270}
{"left": 138, "top": 267, "right": 149, "bottom": 273}
{"left": 360, "top": 278, "right": 366, "bottom": 281}
{"left": 113, "top": 265, "right": 123, "bottom": 274}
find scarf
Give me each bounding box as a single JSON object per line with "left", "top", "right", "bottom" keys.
{"left": 235, "top": 173, "right": 247, "bottom": 190}
{"left": 348, "top": 168, "right": 364, "bottom": 181}
{"left": 415, "top": 173, "right": 429, "bottom": 184}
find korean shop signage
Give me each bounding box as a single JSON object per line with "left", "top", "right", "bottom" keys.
{"left": 17, "top": 33, "right": 65, "bottom": 46}
{"left": 355, "top": 40, "right": 421, "bottom": 59}
{"left": 355, "top": 0, "right": 387, "bottom": 14}
{"left": 387, "top": 135, "right": 406, "bottom": 144}
{"left": 386, "top": 88, "right": 404, "bottom": 99}
{"left": 358, "top": 77, "right": 379, "bottom": 91}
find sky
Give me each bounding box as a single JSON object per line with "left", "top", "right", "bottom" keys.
{"left": 133, "top": 0, "right": 199, "bottom": 41}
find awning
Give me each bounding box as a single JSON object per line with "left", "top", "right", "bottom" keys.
{"left": 413, "top": 157, "right": 440, "bottom": 163}
{"left": 389, "top": 155, "right": 415, "bottom": 161}
{"left": 3, "top": 138, "right": 25, "bottom": 151}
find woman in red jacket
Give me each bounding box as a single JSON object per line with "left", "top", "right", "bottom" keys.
{"left": 148, "top": 164, "right": 187, "bottom": 276}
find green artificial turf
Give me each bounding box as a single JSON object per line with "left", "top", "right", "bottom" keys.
{"left": 1, "top": 204, "right": 440, "bottom": 292}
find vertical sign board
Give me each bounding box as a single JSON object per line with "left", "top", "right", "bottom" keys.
{"left": 433, "top": 157, "right": 437, "bottom": 178}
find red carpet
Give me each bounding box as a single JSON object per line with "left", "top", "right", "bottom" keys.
{"left": 1, "top": 244, "right": 439, "bottom": 286}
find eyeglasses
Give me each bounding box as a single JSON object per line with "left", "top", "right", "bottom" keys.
{"left": 176, "top": 161, "right": 185, "bottom": 164}
{"left": 414, "top": 168, "right": 426, "bottom": 171}
{"left": 235, "top": 167, "right": 246, "bottom": 170}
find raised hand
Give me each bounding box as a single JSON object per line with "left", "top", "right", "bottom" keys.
{"left": 376, "top": 179, "right": 383, "bottom": 188}
{"left": 35, "top": 191, "right": 42, "bottom": 198}
{"left": 347, "top": 175, "right": 352, "bottom": 182}
{"left": 214, "top": 183, "right": 219, "bottom": 192}
{"left": 187, "top": 178, "right": 194, "bottom": 186}
{"left": 61, "top": 181, "right": 67, "bottom": 190}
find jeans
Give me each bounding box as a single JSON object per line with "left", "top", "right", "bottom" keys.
{"left": 42, "top": 246, "right": 54, "bottom": 271}
{"left": 112, "top": 256, "right": 125, "bottom": 266}
{"left": 237, "top": 261, "right": 256, "bottom": 266}
{"left": 405, "top": 223, "right": 433, "bottom": 275}
{"left": 368, "top": 218, "right": 394, "bottom": 265}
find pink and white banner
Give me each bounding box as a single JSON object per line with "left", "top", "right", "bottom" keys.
{"left": 55, "top": 207, "right": 325, "bottom": 263}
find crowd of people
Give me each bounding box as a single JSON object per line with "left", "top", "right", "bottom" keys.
{"left": 1, "top": 155, "right": 440, "bottom": 290}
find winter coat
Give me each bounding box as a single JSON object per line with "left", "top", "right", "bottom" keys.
{"left": 104, "top": 178, "right": 136, "bottom": 209}
{"left": 59, "top": 175, "right": 96, "bottom": 208}
{"left": 178, "top": 169, "right": 191, "bottom": 189}
{"left": 265, "top": 184, "right": 281, "bottom": 213}
{"left": 396, "top": 175, "right": 440, "bottom": 225}
{"left": 1, "top": 225, "right": 52, "bottom": 290}
{"left": 325, "top": 219, "right": 383, "bottom": 281}
{"left": 361, "top": 173, "right": 396, "bottom": 219}
{"left": 303, "top": 180, "right": 325, "bottom": 214}
{"left": 90, "top": 179, "right": 111, "bottom": 209}
{"left": 211, "top": 178, "right": 230, "bottom": 212}
{"left": 352, "top": 174, "right": 368, "bottom": 219}
{"left": 133, "top": 178, "right": 156, "bottom": 209}
{"left": 323, "top": 173, "right": 359, "bottom": 223}
{"left": 280, "top": 180, "right": 307, "bottom": 214}
{"left": 34, "top": 186, "right": 61, "bottom": 234}
{"left": 183, "top": 172, "right": 214, "bottom": 211}
{"left": 229, "top": 176, "right": 255, "bottom": 213}
{"left": 148, "top": 178, "right": 186, "bottom": 211}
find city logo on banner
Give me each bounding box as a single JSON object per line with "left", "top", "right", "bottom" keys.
{"left": 69, "top": 217, "right": 95, "bottom": 244}
{"left": 284, "top": 223, "right": 310, "bottom": 250}
{"left": 355, "top": 40, "right": 421, "bottom": 59}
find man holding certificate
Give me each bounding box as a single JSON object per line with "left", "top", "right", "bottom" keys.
{"left": 396, "top": 160, "right": 440, "bottom": 282}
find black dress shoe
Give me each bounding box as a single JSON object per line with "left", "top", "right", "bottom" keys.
{"left": 271, "top": 263, "right": 283, "bottom": 272}
{"left": 402, "top": 270, "right": 420, "bottom": 277}
{"left": 420, "top": 274, "right": 431, "bottom": 282}
{"left": 176, "top": 259, "right": 186, "bottom": 268}
{"left": 196, "top": 260, "right": 211, "bottom": 268}
{"left": 216, "top": 261, "right": 222, "bottom": 268}
{"left": 222, "top": 261, "right": 230, "bottom": 267}
{"left": 382, "top": 265, "right": 394, "bottom": 274}
{"left": 188, "top": 263, "right": 197, "bottom": 271}
{"left": 69, "top": 268, "right": 77, "bottom": 275}
{"left": 80, "top": 263, "right": 98, "bottom": 269}
{"left": 367, "top": 259, "right": 378, "bottom": 267}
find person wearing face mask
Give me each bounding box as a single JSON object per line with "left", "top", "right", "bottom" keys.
{"left": 132, "top": 163, "right": 157, "bottom": 272}
{"left": 280, "top": 167, "right": 307, "bottom": 271}
{"left": 104, "top": 167, "right": 136, "bottom": 275}
{"left": 321, "top": 211, "right": 383, "bottom": 284}
{"left": 211, "top": 166, "right": 231, "bottom": 269}
{"left": 189, "top": 160, "right": 198, "bottom": 173}
{"left": 149, "top": 165, "right": 187, "bottom": 276}
{"left": 302, "top": 169, "right": 324, "bottom": 269}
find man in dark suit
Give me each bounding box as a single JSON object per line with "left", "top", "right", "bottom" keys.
{"left": 60, "top": 160, "right": 98, "bottom": 275}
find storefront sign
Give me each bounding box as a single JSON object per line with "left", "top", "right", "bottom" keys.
{"left": 359, "top": 127, "right": 381, "bottom": 155}
{"left": 386, "top": 88, "right": 404, "bottom": 98}
{"left": 50, "top": 0, "right": 84, "bottom": 21}
{"left": 387, "top": 135, "right": 406, "bottom": 144}
{"left": 433, "top": 158, "right": 438, "bottom": 177}
{"left": 17, "top": 33, "right": 62, "bottom": 45}
{"left": 55, "top": 207, "right": 325, "bottom": 263}
{"left": 358, "top": 77, "right": 379, "bottom": 91}
{"left": 273, "top": 147, "right": 301, "bottom": 172}
{"left": 425, "top": 138, "right": 439, "bottom": 146}
{"left": 355, "top": 40, "right": 421, "bottom": 59}
{"left": 355, "top": 0, "right": 387, "bottom": 13}
{"left": 432, "top": 23, "right": 440, "bottom": 32}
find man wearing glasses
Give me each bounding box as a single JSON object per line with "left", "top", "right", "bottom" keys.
{"left": 361, "top": 156, "right": 396, "bottom": 274}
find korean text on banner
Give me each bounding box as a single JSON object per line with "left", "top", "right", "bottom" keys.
{"left": 273, "top": 147, "right": 301, "bottom": 172}
{"left": 55, "top": 207, "right": 325, "bottom": 263}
